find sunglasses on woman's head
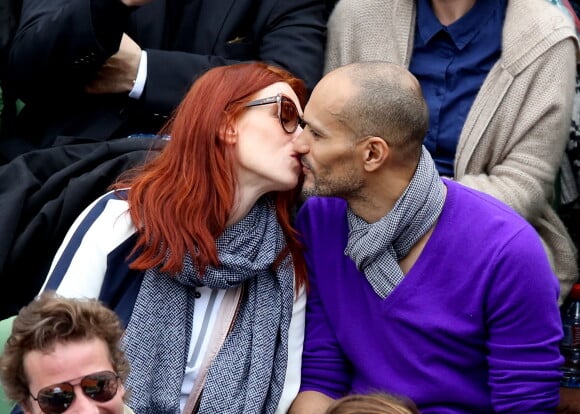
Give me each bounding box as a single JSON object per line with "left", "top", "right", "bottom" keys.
{"left": 245, "top": 93, "right": 305, "bottom": 134}
{"left": 30, "top": 370, "right": 119, "bottom": 414}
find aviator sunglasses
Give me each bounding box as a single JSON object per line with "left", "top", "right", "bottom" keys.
{"left": 30, "top": 370, "right": 119, "bottom": 414}
{"left": 245, "top": 93, "right": 305, "bottom": 134}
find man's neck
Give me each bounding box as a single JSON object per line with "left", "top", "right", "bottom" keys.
{"left": 347, "top": 171, "right": 412, "bottom": 223}
{"left": 431, "top": 0, "right": 477, "bottom": 25}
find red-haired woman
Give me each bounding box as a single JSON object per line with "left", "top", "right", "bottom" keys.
{"left": 38, "top": 62, "right": 308, "bottom": 414}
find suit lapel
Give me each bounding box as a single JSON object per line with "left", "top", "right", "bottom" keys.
{"left": 194, "top": 0, "right": 237, "bottom": 53}
{"left": 128, "top": 0, "right": 168, "bottom": 49}
{"left": 128, "top": 0, "right": 242, "bottom": 52}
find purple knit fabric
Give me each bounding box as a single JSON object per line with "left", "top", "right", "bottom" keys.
{"left": 296, "top": 179, "right": 563, "bottom": 413}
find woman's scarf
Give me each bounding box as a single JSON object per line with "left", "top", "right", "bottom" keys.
{"left": 345, "top": 146, "right": 445, "bottom": 298}
{"left": 122, "top": 197, "right": 294, "bottom": 413}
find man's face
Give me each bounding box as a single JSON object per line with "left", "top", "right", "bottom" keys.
{"left": 293, "top": 75, "right": 364, "bottom": 199}
{"left": 23, "top": 338, "right": 126, "bottom": 414}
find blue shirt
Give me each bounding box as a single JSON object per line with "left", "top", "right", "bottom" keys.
{"left": 409, "top": 0, "right": 506, "bottom": 176}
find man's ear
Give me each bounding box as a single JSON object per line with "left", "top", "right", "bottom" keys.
{"left": 22, "top": 402, "right": 34, "bottom": 414}
{"left": 360, "top": 136, "right": 389, "bottom": 172}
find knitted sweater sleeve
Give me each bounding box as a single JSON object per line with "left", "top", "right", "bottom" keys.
{"left": 484, "top": 224, "right": 563, "bottom": 412}
{"left": 324, "top": 0, "right": 355, "bottom": 73}
{"left": 457, "top": 38, "right": 577, "bottom": 221}
{"left": 324, "top": 0, "right": 410, "bottom": 74}
{"left": 295, "top": 199, "right": 351, "bottom": 398}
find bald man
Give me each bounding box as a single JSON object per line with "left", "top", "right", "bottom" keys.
{"left": 290, "top": 62, "right": 564, "bottom": 414}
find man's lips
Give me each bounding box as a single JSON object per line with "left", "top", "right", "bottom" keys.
{"left": 300, "top": 157, "right": 312, "bottom": 171}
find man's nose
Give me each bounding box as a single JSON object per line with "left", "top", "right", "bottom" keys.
{"left": 292, "top": 129, "right": 309, "bottom": 153}
{"left": 66, "top": 388, "right": 101, "bottom": 414}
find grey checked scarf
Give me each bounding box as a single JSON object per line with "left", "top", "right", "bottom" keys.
{"left": 345, "top": 146, "right": 445, "bottom": 298}
{"left": 122, "top": 197, "right": 294, "bottom": 414}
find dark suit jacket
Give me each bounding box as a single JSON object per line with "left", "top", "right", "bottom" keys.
{"left": 0, "top": 137, "right": 165, "bottom": 319}
{"left": 2, "top": 0, "right": 326, "bottom": 159}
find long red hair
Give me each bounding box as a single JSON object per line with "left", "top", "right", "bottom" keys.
{"left": 114, "top": 62, "right": 308, "bottom": 289}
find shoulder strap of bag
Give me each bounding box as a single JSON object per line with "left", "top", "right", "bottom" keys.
{"left": 183, "top": 285, "right": 243, "bottom": 414}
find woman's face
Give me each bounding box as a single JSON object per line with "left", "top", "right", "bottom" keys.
{"left": 233, "top": 81, "right": 304, "bottom": 196}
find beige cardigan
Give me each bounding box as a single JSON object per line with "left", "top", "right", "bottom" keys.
{"left": 326, "top": 0, "right": 579, "bottom": 302}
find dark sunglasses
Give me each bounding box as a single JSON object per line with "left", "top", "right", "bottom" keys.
{"left": 245, "top": 93, "right": 305, "bottom": 134}
{"left": 30, "top": 370, "right": 119, "bottom": 414}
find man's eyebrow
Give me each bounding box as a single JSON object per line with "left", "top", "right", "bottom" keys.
{"left": 302, "top": 118, "right": 322, "bottom": 132}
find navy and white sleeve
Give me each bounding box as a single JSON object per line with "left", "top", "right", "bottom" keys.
{"left": 40, "top": 191, "right": 137, "bottom": 299}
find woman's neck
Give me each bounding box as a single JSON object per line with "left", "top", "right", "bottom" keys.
{"left": 226, "top": 186, "right": 263, "bottom": 227}
{"left": 431, "top": 0, "right": 476, "bottom": 26}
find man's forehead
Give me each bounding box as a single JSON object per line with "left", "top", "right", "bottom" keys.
{"left": 316, "top": 71, "right": 352, "bottom": 101}
{"left": 304, "top": 99, "right": 357, "bottom": 139}
{"left": 308, "top": 76, "right": 351, "bottom": 116}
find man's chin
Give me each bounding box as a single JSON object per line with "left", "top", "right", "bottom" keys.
{"left": 300, "top": 185, "right": 318, "bottom": 199}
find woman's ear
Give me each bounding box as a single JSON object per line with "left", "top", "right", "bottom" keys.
{"left": 219, "top": 120, "right": 238, "bottom": 144}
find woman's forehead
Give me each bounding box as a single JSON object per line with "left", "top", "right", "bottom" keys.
{"left": 254, "top": 82, "right": 296, "bottom": 100}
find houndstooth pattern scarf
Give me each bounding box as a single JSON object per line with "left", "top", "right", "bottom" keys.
{"left": 345, "top": 146, "right": 445, "bottom": 299}
{"left": 122, "top": 197, "right": 294, "bottom": 414}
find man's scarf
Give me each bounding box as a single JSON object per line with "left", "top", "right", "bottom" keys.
{"left": 345, "top": 147, "right": 445, "bottom": 298}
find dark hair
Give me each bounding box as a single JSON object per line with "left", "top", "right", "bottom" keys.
{"left": 114, "top": 62, "right": 308, "bottom": 289}
{"left": 0, "top": 291, "right": 130, "bottom": 410}
{"left": 338, "top": 61, "right": 429, "bottom": 163}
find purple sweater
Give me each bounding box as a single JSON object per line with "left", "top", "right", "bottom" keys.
{"left": 295, "top": 179, "right": 563, "bottom": 413}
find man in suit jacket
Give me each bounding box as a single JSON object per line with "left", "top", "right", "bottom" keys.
{"left": 0, "top": 0, "right": 327, "bottom": 160}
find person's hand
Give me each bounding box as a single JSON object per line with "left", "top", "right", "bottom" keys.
{"left": 85, "top": 33, "right": 141, "bottom": 95}
{"left": 557, "top": 387, "right": 580, "bottom": 414}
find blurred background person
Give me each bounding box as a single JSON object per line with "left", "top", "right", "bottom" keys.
{"left": 0, "top": 0, "right": 327, "bottom": 162}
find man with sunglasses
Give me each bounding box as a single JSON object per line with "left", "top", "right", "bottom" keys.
{"left": 0, "top": 291, "right": 134, "bottom": 414}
